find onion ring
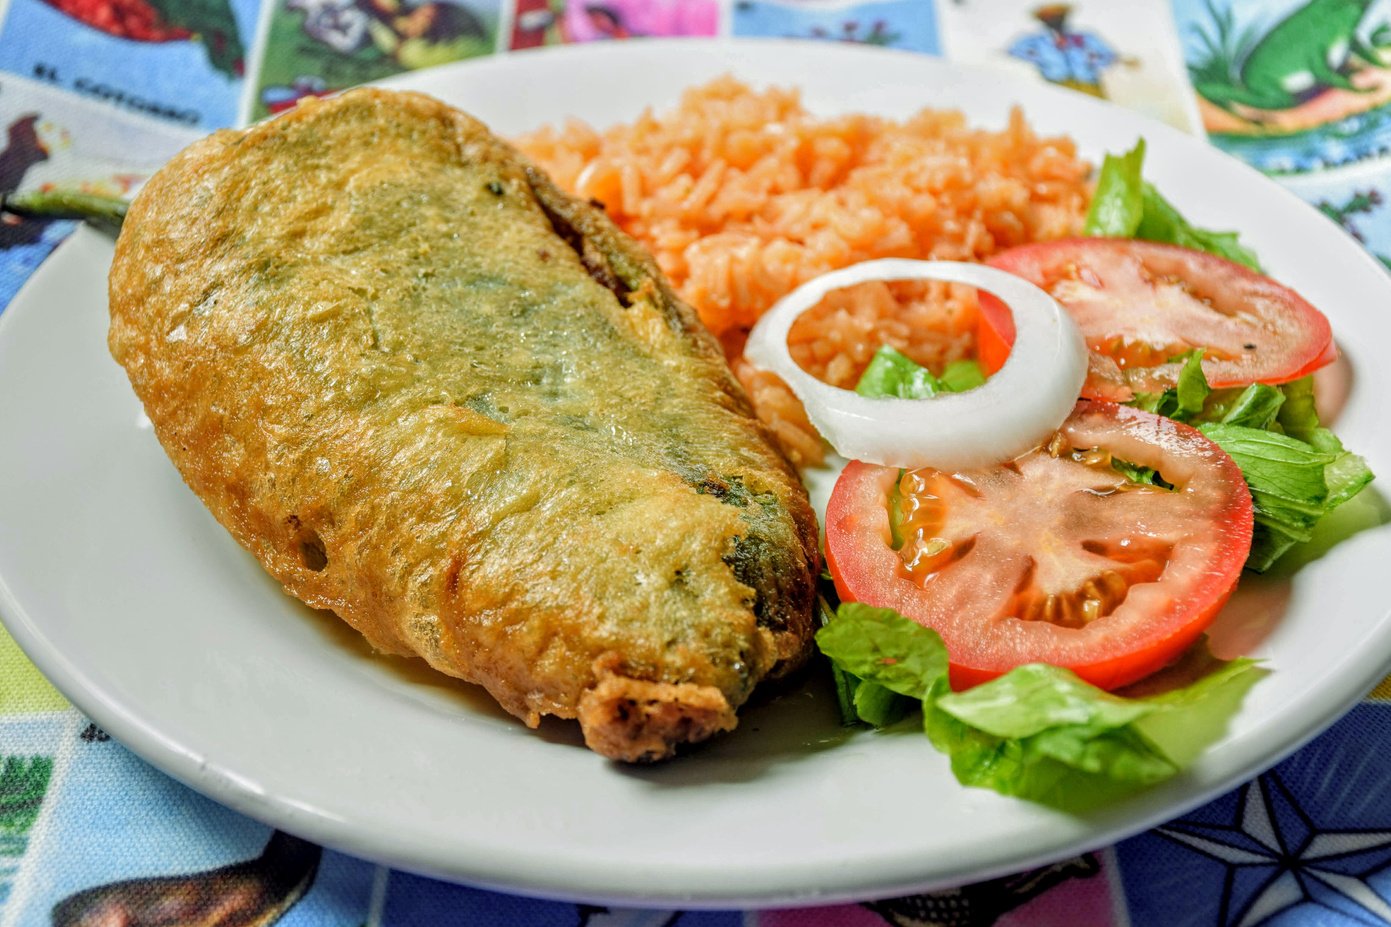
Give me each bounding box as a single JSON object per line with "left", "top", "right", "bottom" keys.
{"left": 743, "top": 259, "right": 1087, "bottom": 471}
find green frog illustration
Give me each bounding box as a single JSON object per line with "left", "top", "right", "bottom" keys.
{"left": 1197, "top": 0, "right": 1386, "bottom": 113}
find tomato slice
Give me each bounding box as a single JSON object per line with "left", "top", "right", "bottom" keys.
{"left": 825, "top": 401, "right": 1254, "bottom": 690}
{"left": 978, "top": 239, "right": 1334, "bottom": 401}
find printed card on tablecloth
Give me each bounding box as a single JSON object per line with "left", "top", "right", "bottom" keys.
{"left": 1169, "top": 0, "right": 1391, "bottom": 273}
{"left": 0, "top": 721, "right": 381, "bottom": 927}
{"left": 1283, "top": 162, "right": 1391, "bottom": 272}
{"left": 0, "top": 0, "right": 264, "bottom": 130}
{"left": 1172, "top": 0, "right": 1391, "bottom": 173}
{"left": 0, "top": 73, "right": 198, "bottom": 309}
{"left": 250, "top": 0, "right": 503, "bottom": 121}
{"left": 509, "top": 0, "right": 721, "bottom": 50}
{"left": 730, "top": 0, "right": 940, "bottom": 55}
{"left": 936, "top": 0, "right": 1201, "bottom": 131}
{"left": 0, "top": 713, "right": 71, "bottom": 920}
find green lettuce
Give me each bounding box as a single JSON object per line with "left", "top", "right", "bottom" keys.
{"left": 939, "top": 358, "right": 987, "bottom": 392}
{"left": 1137, "top": 184, "right": 1262, "bottom": 271}
{"left": 1084, "top": 142, "right": 1145, "bottom": 238}
{"left": 855, "top": 346, "right": 984, "bottom": 399}
{"left": 1131, "top": 355, "right": 1289, "bottom": 432}
{"left": 816, "top": 604, "right": 1264, "bottom": 808}
{"left": 1111, "top": 457, "right": 1161, "bottom": 486}
{"left": 1127, "top": 357, "right": 1373, "bottom": 571}
{"left": 1276, "top": 375, "right": 1321, "bottom": 443}
{"left": 1200, "top": 422, "right": 1374, "bottom": 571}
{"left": 817, "top": 604, "right": 949, "bottom": 703}
{"left": 1131, "top": 350, "right": 1211, "bottom": 421}
{"left": 856, "top": 346, "right": 942, "bottom": 399}
{"left": 817, "top": 593, "right": 918, "bottom": 727}
{"left": 1085, "top": 140, "right": 1262, "bottom": 270}
{"left": 1207, "top": 383, "right": 1286, "bottom": 430}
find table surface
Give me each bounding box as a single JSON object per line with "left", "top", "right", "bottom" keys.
{"left": 2, "top": 1, "right": 1391, "bottom": 925}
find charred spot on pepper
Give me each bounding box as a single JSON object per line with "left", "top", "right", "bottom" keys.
{"left": 690, "top": 473, "right": 779, "bottom": 510}
{"left": 694, "top": 473, "right": 744, "bottom": 506}
{"left": 527, "top": 178, "right": 633, "bottom": 307}
{"left": 722, "top": 531, "right": 785, "bottom": 632}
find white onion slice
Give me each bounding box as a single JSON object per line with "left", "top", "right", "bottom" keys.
{"left": 743, "top": 259, "right": 1087, "bottom": 471}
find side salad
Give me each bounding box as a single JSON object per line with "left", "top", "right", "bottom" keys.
{"left": 753, "top": 140, "right": 1374, "bottom": 807}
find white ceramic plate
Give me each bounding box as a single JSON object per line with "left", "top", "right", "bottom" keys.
{"left": 3, "top": 39, "right": 1391, "bottom": 909}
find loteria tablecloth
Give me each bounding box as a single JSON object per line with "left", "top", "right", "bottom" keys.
{"left": 2, "top": 1, "right": 1391, "bottom": 925}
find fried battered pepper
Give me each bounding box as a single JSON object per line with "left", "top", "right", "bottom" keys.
{"left": 108, "top": 88, "right": 818, "bottom": 761}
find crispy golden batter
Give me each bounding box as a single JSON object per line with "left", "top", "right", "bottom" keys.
{"left": 108, "top": 88, "right": 818, "bottom": 761}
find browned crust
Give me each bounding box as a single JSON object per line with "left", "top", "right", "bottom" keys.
{"left": 107, "top": 88, "right": 818, "bottom": 760}
{"left": 578, "top": 656, "right": 739, "bottom": 762}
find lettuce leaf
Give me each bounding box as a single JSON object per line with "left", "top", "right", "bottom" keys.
{"left": 1199, "top": 425, "right": 1336, "bottom": 503}
{"left": 1276, "top": 375, "right": 1321, "bottom": 443}
{"left": 1325, "top": 443, "right": 1376, "bottom": 509}
{"left": 816, "top": 603, "right": 948, "bottom": 703}
{"left": 1085, "top": 140, "right": 1261, "bottom": 270}
{"left": 856, "top": 345, "right": 941, "bottom": 399}
{"left": 939, "top": 358, "right": 987, "bottom": 392}
{"left": 855, "top": 346, "right": 985, "bottom": 399}
{"left": 815, "top": 603, "right": 1265, "bottom": 808}
{"left": 927, "top": 663, "right": 1165, "bottom": 799}
{"left": 1207, "top": 383, "right": 1286, "bottom": 430}
{"left": 1111, "top": 457, "right": 1160, "bottom": 486}
{"left": 1136, "top": 183, "right": 1262, "bottom": 271}
{"left": 1126, "top": 356, "right": 1373, "bottom": 571}
{"left": 1202, "top": 420, "right": 1375, "bottom": 571}
{"left": 1084, "top": 141, "right": 1146, "bottom": 237}
{"left": 854, "top": 680, "right": 916, "bottom": 727}
{"left": 1130, "top": 350, "right": 1210, "bottom": 421}
{"left": 817, "top": 594, "right": 863, "bottom": 727}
